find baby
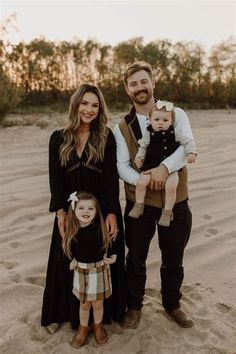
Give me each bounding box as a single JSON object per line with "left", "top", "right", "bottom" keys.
{"left": 128, "top": 100, "right": 197, "bottom": 226}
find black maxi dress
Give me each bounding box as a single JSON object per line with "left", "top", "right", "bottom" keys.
{"left": 41, "top": 129, "right": 126, "bottom": 329}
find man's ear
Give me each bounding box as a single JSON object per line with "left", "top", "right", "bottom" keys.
{"left": 152, "top": 79, "right": 156, "bottom": 89}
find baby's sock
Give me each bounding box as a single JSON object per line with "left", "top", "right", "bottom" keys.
{"left": 158, "top": 209, "right": 173, "bottom": 227}
{"left": 128, "top": 203, "right": 144, "bottom": 218}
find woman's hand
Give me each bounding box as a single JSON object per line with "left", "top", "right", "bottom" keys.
{"left": 105, "top": 213, "right": 118, "bottom": 241}
{"left": 56, "top": 209, "right": 67, "bottom": 238}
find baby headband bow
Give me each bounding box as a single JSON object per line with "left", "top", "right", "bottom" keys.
{"left": 67, "top": 191, "right": 79, "bottom": 210}
{"left": 156, "top": 100, "right": 174, "bottom": 112}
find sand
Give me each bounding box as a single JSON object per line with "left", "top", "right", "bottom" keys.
{"left": 0, "top": 110, "right": 236, "bottom": 354}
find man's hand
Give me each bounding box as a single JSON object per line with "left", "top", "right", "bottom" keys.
{"left": 142, "top": 163, "right": 169, "bottom": 191}
{"left": 134, "top": 157, "right": 144, "bottom": 169}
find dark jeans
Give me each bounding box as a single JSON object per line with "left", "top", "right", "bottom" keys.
{"left": 124, "top": 199, "right": 192, "bottom": 312}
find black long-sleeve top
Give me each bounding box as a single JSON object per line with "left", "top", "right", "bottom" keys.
{"left": 71, "top": 222, "right": 105, "bottom": 263}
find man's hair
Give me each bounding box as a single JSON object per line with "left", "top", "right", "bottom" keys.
{"left": 123, "top": 61, "right": 153, "bottom": 85}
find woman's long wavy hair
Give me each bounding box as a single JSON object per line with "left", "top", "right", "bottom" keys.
{"left": 59, "top": 84, "right": 109, "bottom": 166}
{"left": 62, "top": 192, "right": 110, "bottom": 260}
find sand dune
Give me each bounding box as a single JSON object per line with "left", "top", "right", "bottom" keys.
{"left": 0, "top": 110, "right": 236, "bottom": 353}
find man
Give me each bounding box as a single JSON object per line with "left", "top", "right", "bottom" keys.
{"left": 114, "top": 61, "right": 195, "bottom": 329}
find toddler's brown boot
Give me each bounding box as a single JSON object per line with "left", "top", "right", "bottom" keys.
{"left": 93, "top": 323, "right": 108, "bottom": 345}
{"left": 71, "top": 324, "right": 91, "bottom": 348}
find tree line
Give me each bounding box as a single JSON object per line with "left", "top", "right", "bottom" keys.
{"left": 0, "top": 35, "right": 235, "bottom": 118}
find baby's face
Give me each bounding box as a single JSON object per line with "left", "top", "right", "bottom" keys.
{"left": 75, "top": 199, "right": 96, "bottom": 227}
{"left": 150, "top": 110, "right": 172, "bottom": 131}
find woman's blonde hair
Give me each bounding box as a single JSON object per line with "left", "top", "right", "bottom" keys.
{"left": 59, "top": 84, "right": 109, "bottom": 166}
{"left": 62, "top": 192, "right": 110, "bottom": 259}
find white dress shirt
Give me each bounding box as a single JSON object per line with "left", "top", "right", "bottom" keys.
{"left": 113, "top": 107, "right": 194, "bottom": 186}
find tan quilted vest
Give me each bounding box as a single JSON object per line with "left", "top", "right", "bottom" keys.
{"left": 119, "top": 112, "right": 188, "bottom": 208}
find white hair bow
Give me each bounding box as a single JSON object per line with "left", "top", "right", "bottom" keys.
{"left": 156, "top": 100, "right": 174, "bottom": 111}
{"left": 67, "top": 191, "right": 79, "bottom": 210}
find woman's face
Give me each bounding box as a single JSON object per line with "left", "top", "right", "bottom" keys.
{"left": 78, "top": 92, "right": 100, "bottom": 126}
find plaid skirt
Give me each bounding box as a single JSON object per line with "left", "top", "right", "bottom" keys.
{"left": 71, "top": 259, "right": 112, "bottom": 303}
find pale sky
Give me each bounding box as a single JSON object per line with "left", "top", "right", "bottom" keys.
{"left": 1, "top": 0, "right": 235, "bottom": 50}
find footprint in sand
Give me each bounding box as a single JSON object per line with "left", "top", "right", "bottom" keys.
{"left": 24, "top": 214, "right": 37, "bottom": 222}
{"left": 205, "top": 227, "right": 218, "bottom": 237}
{"left": 9, "top": 241, "right": 21, "bottom": 248}
{"left": 8, "top": 271, "right": 21, "bottom": 283}
{"left": 4, "top": 261, "right": 19, "bottom": 270}
{"left": 216, "top": 302, "right": 231, "bottom": 314}
{"left": 208, "top": 228, "right": 218, "bottom": 235}
{"left": 24, "top": 275, "right": 45, "bottom": 287}
{"left": 26, "top": 225, "right": 36, "bottom": 232}
{"left": 202, "top": 214, "right": 213, "bottom": 220}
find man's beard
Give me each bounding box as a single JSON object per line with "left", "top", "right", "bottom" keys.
{"left": 132, "top": 89, "right": 152, "bottom": 104}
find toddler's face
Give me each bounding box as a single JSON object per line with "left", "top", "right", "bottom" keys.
{"left": 75, "top": 199, "right": 96, "bottom": 227}
{"left": 150, "top": 110, "right": 172, "bottom": 131}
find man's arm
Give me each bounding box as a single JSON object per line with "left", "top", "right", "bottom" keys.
{"left": 113, "top": 124, "right": 140, "bottom": 185}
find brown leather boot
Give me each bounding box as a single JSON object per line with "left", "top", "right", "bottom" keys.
{"left": 71, "top": 325, "right": 91, "bottom": 349}
{"left": 121, "top": 309, "right": 142, "bottom": 329}
{"left": 93, "top": 323, "right": 108, "bottom": 345}
{"left": 166, "top": 308, "right": 195, "bottom": 328}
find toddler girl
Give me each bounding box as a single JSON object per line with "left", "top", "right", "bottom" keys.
{"left": 62, "top": 191, "right": 116, "bottom": 348}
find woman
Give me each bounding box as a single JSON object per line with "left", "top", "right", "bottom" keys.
{"left": 41, "top": 84, "right": 126, "bottom": 333}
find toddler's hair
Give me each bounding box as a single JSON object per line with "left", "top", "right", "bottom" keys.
{"left": 62, "top": 191, "right": 110, "bottom": 259}
{"left": 149, "top": 102, "right": 175, "bottom": 123}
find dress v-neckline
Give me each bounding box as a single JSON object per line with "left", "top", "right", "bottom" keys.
{"left": 76, "top": 134, "right": 90, "bottom": 160}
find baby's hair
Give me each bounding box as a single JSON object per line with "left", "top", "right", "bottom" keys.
{"left": 62, "top": 191, "right": 110, "bottom": 259}
{"left": 149, "top": 102, "right": 175, "bottom": 123}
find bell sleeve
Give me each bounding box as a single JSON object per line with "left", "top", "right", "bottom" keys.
{"left": 48, "top": 130, "right": 66, "bottom": 212}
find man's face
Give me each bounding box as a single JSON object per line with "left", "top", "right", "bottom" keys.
{"left": 125, "top": 70, "right": 155, "bottom": 105}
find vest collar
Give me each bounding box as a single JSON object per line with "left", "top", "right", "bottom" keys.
{"left": 124, "top": 99, "right": 158, "bottom": 141}
{"left": 124, "top": 106, "right": 142, "bottom": 141}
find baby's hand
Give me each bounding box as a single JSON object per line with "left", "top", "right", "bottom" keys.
{"left": 187, "top": 153, "right": 196, "bottom": 163}
{"left": 103, "top": 254, "right": 117, "bottom": 265}
{"left": 135, "top": 157, "right": 144, "bottom": 169}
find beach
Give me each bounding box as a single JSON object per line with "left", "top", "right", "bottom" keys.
{"left": 0, "top": 109, "right": 236, "bottom": 354}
